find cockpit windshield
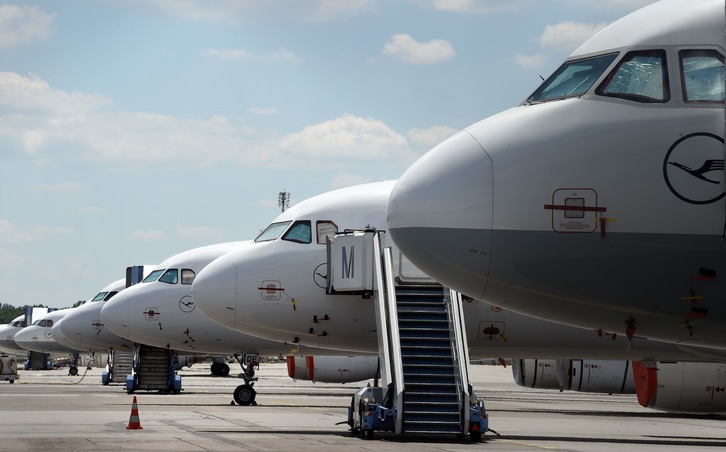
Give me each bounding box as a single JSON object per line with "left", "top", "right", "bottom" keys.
{"left": 528, "top": 53, "right": 618, "bottom": 103}
{"left": 255, "top": 221, "right": 292, "bottom": 242}
{"left": 282, "top": 221, "right": 312, "bottom": 244}
{"left": 142, "top": 269, "right": 165, "bottom": 283}
{"left": 159, "top": 269, "right": 179, "bottom": 284}
{"left": 92, "top": 291, "right": 108, "bottom": 302}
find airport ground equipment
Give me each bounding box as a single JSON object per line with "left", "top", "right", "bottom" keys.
{"left": 329, "top": 230, "right": 488, "bottom": 441}
{"left": 25, "top": 351, "right": 51, "bottom": 370}
{"left": 126, "top": 344, "right": 181, "bottom": 394}
{"left": 102, "top": 350, "right": 135, "bottom": 385}
{"left": 0, "top": 353, "right": 18, "bottom": 383}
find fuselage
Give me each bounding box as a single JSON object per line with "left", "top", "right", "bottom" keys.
{"left": 100, "top": 241, "right": 372, "bottom": 357}
{"left": 387, "top": 0, "right": 726, "bottom": 351}
{"left": 14, "top": 309, "right": 79, "bottom": 354}
{"left": 55, "top": 278, "right": 137, "bottom": 352}
{"left": 191, "top": 181, "right": 704, "bottom": 361}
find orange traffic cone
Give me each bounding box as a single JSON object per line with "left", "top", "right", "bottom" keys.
{"left": 126, "top": 396, "right": 143, "bottom": 430}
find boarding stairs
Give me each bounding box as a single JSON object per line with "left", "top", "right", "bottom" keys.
{"left": 104, "top": 350, "right": 134, "bottom": 384}
{"left": 330, "top": 230, "right": 481, "bottom": 438}
{"left": 126, "top": 344, "right": 181, "bottom": 393}
{"left": 26, "top": 351, "right": 51, "bottom": 370}
{"left": 396, "top": 284, "right": 466, "bottom": 434}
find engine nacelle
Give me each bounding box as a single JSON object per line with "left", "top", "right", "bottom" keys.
{"left": 512, "top": 359, "right": 560, "bottom": 389}
{"left": 557, "top": 360, "right": 634, "bottom": 394}
{"left": 286, "top": 356, "right": 378, "bottom": 383}
{"left": 633, "top": 361, "right": 726, "bottom": 414}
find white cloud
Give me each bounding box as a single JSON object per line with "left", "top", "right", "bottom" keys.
{"left": 176, "top": 226, "right": 224, "bottom": 241}
{"left": 278, "top": 114, "right": 411, "bottom": 165}
{"left": 411, "top": 0, "right": 531, "bottom": 13}
{"left": 122, "top": 0, "right": 375, "bottom": 23}
{"left": 33, "top": 181, "right": 85, "bottom": 193}
{"left": 514, "top": 53, "right": 548, "bottom": 69}
{"left": 382, "top": 34, "right": 455, "bottom": 65}
{"left": 407, "top": 125, "right": 457, "bottom": 150}
{"left": 248, "top": 106, "right": 278, "bottom": 116}
{"left": 0, "top": 5, "right": 56, "bottom": 47}
{"left": 538, "top": 21, "right": 609, "bottom": 52}
{"left": 204, "top": 48, "right": 302, "bottom": 63}
{"left": 131, "top": 229, "right": 166, "bottom": 241}
{"left": 0, "top": 220, "right": 75, "bottom": 243}
{"left": 0, "top": 73, "right": 415, "bottom": 170}
{"left": 330, "top": 173, "right": 374, "bottom": 189}
{"left": 0, "top": 219, "right": 32, "bottom": 243}
{"left": 0, "top": 72, "right": 111, "bottom": 114}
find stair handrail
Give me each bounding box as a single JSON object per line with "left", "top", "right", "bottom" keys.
{"left": 383, "top": 244, "right": 405, "bottom": 434}
{"left": 372, "top": 232, "right": 393, "bottom": 390}
{"left": 445, "top": 288, "right": 471, "bottom": 434}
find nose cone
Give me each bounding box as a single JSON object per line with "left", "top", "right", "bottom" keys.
{"left": 388, "top": 130, "right": 494, "bottom": 299}
{"left": 192, "top": 254, "right": 238, "bottom": 329}
{"left": 51, "top": 319, "right": 82, "bottom": 350}
{"left": 100, "top": 293, "right": 130, "bottom": 339}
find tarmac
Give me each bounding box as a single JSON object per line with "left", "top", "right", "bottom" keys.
{"left": 0, "top": 360, "right": 724, "bottom": 451}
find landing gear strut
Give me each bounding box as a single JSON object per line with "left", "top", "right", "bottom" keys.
{"left": 231, "top": 354, "right": 259, "bottom": 406}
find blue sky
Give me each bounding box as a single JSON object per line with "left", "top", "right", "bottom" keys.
{"left": 0, "top": 0, "right": 656, "bottom": 308}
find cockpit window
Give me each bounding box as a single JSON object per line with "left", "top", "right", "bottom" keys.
{"left": 159, "top": 269, "right": 179, "bottom": 284}
{"left": 282, "top": 221, "right": 312, "bottom": 244}
{"left": 255, "top": 221, "right": 292, "bottom": 242}
{"left": 181, "top": 269, "right": 195, "bottom": 285}
{"left": 528, "top": 53, "right": 617, "bottom": 102}
{"left": 12, "top": 320, "right": 26, "bottom": 327}
{"left": 597, "top": 50, "right": 669, "bottom": 103}
{"left": 142, "top": 269, "right": 164, "bottom": 283}
{"left": 92, "top": 291, "right": 108, "bottom": 302}
{"left": 680, "top": 50, "right": 724, "bottom": 103}
{"left": 316, "top": 221, "right": 338, "bottom": 244}
{"left": 104, "top": 291, "right": 118, "bottom": 301}
{"left": 32, "top": 319, "right": 52, "bottom": 327}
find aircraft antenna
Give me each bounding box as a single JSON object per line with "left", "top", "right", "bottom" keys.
{"left": 278, "top": 189, "right": 291, "bottom": 212}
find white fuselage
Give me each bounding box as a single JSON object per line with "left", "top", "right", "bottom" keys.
{"left": 386, "top": 0, "right": 726, "bottom": 351}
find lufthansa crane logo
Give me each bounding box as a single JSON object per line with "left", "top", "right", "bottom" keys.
{"left": 663, "top": 132, "right": 725, "bottom": 205}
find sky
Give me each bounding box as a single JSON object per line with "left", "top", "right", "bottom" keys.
{"left": 0, "top": 0, "right": 657, "bottom": 308}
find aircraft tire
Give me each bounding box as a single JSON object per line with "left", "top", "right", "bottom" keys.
{"left": 210, "top": 362, "right": 230, "bottom": 377}
{"left": 69, "top": 366, "right": 78, "bottom": 376}
{"left": 233, "top": 384, "right": 256, "bottom": 406}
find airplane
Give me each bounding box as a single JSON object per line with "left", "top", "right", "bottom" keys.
{"left": 190, "top": 181, "right": 726, "bottom": 413}
{"left": 98, "top": 240, "right": 379, "bottom": 404}
{"left": 385, "top": 0, "right": 726, "bottom": 356}
{"left": 52, "top": 278, "right": 137, "bottom": 354}
{"left": 0, "top": 315, "right": 28, "bottom": 354}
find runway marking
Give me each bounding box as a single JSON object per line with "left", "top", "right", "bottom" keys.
{"left": 499, "top": 439, "right": 555, "bottom": 449}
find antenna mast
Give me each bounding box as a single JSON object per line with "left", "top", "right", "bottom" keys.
{"left": 278, "top": 189, "right": 291, "bottom": 212}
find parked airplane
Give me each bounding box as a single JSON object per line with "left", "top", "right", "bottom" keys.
{"left": 386, "top": 0, "right": 726, "bottom": 355}
{"left": 190, "top": 181, "right": 726, "bottom": 412}
{"left": 0, "top": 315, "right": 28, "bottom": 353}
{"left": 99, "top": 241, "right": 378, "bottom": 404}
{"left": 53, "top": 278, "right": 136, "bottom": 353}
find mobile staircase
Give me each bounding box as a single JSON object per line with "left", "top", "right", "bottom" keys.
{"left": 102, "top": 350, "right": 135, "bottom": 385}
{"left": 329, "top": 230, "right": 487, "bottom": 441}
{"left": 125, "top": 344, "right": 181, "bottom": 393}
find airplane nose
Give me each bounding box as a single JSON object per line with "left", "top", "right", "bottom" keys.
{"left": 100, "top": 293, "right": 130, "bottom": 338}
{"left": 388, "top": 130, "right": 493, "bottom": 299}
{"left": 192, "top": 254, "right": 238, "bottom": 329}
{"left": 58, "top": 311, "right": 83, "bottom": 344}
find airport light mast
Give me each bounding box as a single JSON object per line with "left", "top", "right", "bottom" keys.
{"left": 278, "top": 190, "right": 291, "bottom": 212}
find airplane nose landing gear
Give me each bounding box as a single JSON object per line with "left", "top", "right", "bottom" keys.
{"left": 231, "top": 354, "right": 259, "bottom": 406}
